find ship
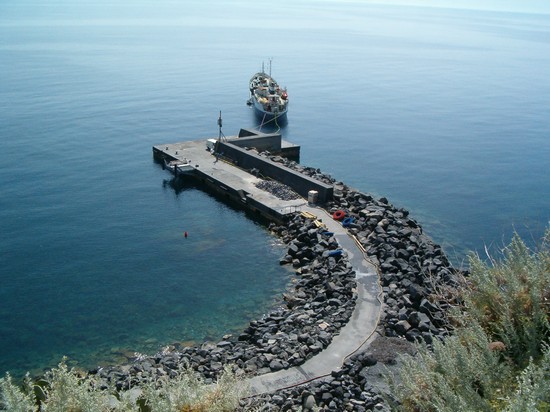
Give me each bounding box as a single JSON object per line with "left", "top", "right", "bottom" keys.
{"left": 248, "top": 61, "right": 288, "bottom": 124}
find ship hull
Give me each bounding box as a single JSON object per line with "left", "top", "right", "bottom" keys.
{"left": 249, "top": 69, "right": 289, "bottom": 125}
{"left": 251, "top": 99, "right": 288, "bottom": 122}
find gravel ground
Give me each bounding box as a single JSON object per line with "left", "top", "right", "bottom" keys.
{"left": 255, "top": 179, "right": 301, "bottom": 200}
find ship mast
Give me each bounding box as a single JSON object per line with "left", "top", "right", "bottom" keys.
{"left": 217, "top": 111, "right": 226, "bottom": 142}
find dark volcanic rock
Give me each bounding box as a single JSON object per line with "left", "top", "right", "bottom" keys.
{"left": 95, "top": 212, "right": 359, "bottom": 393}
{"left": 90, "top": 159, "right": 462, "bottom": 412}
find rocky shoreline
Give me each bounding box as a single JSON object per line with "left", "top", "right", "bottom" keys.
{"left": 92, "top": 212, "right": 359, "bottom": 391}
{"left": 93, "top": 157, "right": 463, "bottom": 411}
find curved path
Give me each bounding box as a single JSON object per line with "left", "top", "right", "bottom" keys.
{"left": 247, "top": 205, "right": 383, "bottom": 395}
{"left": 154, "top": 140, "right": 383, "bottom": 395}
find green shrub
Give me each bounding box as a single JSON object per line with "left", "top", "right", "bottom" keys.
{"left": 503, "top": 343, "right": 550, "bottom": 412}
{"left": 465, "top": 229, "right": 550, "bottom": 366}
{"left": 141, "top": 364, "right": 247, "bottom": 412}
{"left": 38, "top": 359, "right": 125, "bottom": 412}
{"left": 388, "top": 323, "right": 512, "bottom": 412}
{"left": 0, "top": 360, "right": 247, "bottom": 411}
{"left": 388, "top": 229, "right": 550, "bottom": 411}
{"left": 0, "top": 373, "right": 35, "bottom": 412}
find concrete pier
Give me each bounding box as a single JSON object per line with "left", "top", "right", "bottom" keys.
{"left": 153, "top": 130, "right": 332, "bottom": 223}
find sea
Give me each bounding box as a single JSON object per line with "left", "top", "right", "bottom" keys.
{"left": 1, "top": 0, "right": 549, "bottom": 379}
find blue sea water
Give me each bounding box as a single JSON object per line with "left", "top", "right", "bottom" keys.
{"left": 1, "top": 1, "right": 549, "bottom": 378}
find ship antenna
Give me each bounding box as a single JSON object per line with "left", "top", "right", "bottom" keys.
{"left": 217, "top": 111, "right": 226, "bottom": 142}
{"left": 269, "top": 57, "right": 272, "bottom": 77}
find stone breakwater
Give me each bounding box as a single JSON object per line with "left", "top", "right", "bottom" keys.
{"left": 238, "top": 337, "right": 417, "bottom": 411}
{"left": 92, "top": 213, "right": 358, "bottom": 391}
{"left": 267, "top": 154, "right": 461, "bottom": 345}
{"left": 93, "top": 153, "right": 463, "bottom": 411}
{"left": 235, "top": 154, "right": 464, "bottom": 411}
{"left": 326, "top": 186, "right": 461, "bottom": 345}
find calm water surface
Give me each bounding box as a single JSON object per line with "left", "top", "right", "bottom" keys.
{"left": 1, "top": 1, "right": 549, "bottom": 377}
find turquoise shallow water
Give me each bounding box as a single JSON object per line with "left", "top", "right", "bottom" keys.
{"left": 1, "top": 1, "right": 549, "bottom": 378}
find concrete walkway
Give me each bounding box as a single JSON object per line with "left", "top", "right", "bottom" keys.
{"left": 247, "top": 205, "right": 383, "bottom": 395}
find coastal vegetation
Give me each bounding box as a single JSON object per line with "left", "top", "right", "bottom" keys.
{"left": 388, "top": 229, "right": 550, "bottom": 411}
{"left": 1, "top": 229, "right": 548, "bottom": 411}
{"left": 0, "top": 361, "right": 246, "bottom": 411}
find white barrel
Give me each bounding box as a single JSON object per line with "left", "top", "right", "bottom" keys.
{"left": 307, "top": 190, "right": 318, "bottom": 204}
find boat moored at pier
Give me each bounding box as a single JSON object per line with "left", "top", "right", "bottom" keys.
{"left": 248, "top": 62, "right": 288, "bottom": 124}
{"left": 164, "top": 158, "right": 194, "bottom": 175}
